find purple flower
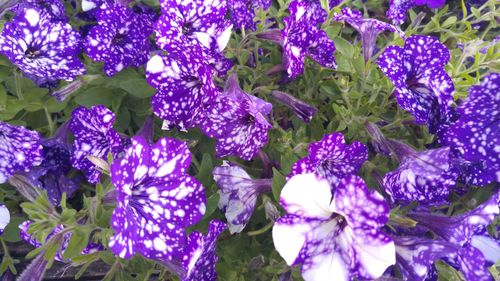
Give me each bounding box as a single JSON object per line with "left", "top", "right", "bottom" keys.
{"left": 109, "top": 136, "right": 206, "bottom": 260}
{"left": 334, "top": 8, "right": 403, "bottom": 61}
{"left": 394, "top": 236, "right": 457, "bottom": 281}
{"left": 270, "top": 91, "right": 317, "bottom": 123}
{"left": 441, "top": 73, "right": 499, "bottom": 186}
{"left": 228, "top": 0, "right": 271, "bottom": 31}
{"left": 16, "top": 122, "right": 79, "bottom": 205}
{"left": 454, "top": 245, "right": 493, "bottom": 281}
{"left": 13, "top": 0, "right": 68, "bottom": 21}
{"left": 70, "top": 105, "right": 125, "bottom": 184}
{"left": 200, "top": 74, "right": 272, "bottom": 160}
{"left": 146, "top": 47, "right": 218, "bottom": 130}
{"left": 470, "top": 227, "right": 500, "bottom": 265}
{"left": 84, "top": 3, "right": 153, "bottom": 76}
{"left": 290, "top": 0, "right": 342, "bottom": 25}
{"left": 0, "top": 121, "right": 43, "bottom": 184}
{"left": 289, "top": 132, "right": 368, "bottom": 185}
{"left": 281, "top": 1, "right": 336, "bottom": 79}
{"left": 213, "top": 163, "right": 272, "bottom": 233}
{"left": 154, "top": 0, "right": 232, "bottom": 70}
{"left": 408, "top": 191, "right": 500, "bottom": 246}
{"left": 272, "top": 173, "right": 395, "bottom": 281}
{"left": 0, "top": 8, "right": 85, "bottom": 84}
{"left": 387, "top": 0, "right": 446, "bottom": 25}
{"left": 19, "top": 221, "right": 102, "bottom": 262}
{"left": 378, "top": 35, "right": 454, "bottom": 132}
{"left": 0, "top": 205, "right": 10, "bottom": 235}
{"left": 181, "top": 220, "right": 226, "bottom": 281}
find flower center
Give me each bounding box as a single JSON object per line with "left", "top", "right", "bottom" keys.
{"left": 112, "top": 33, "right": 126, "bottom": 46}
{"left": 25, "top": 48, "right": 41, "bottom": 59}
{"left": 243, "top": 114, "right": 255, "bottom": 124}
{"left": 182, "top": 22, "right": 194, "bottom": 35}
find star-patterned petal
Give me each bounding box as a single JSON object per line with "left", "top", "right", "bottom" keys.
{"left": 0, "top": 121, "right": 43, "bottom": 184}
{"left": 108, "top": 136, "right": 206, "bottom": 260}
{"left": 0, "top": 8, "right": 85, "bottom": 84}
{"left": 0, "top": 205, "right": 10, "bottom": 235}
{"left": 387, "top": 0, "right": 446, "bottom": 25}
{"left": 70, "top": 105, "right": 125, "bottom": 184}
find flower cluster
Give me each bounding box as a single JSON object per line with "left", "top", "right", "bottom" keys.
{"left": 387, "top": 0, "right": 446, "bottom": 25}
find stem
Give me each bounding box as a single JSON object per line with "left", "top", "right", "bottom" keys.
{"left": 44, "top": 107, "right": 55, "bottom": 136}
{"left": 247, "top": 222, "right": 273, "bottom": 236}
{"left": 15, "top": 71, "right": 24, "bottom": 100}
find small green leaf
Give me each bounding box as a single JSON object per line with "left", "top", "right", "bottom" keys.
{"left": 62, "top": 228, "right": 90, "bottom": 260}
{"left": 272, "top": 168, "right": 286, "bottom": 201}
{"left": 119, "top": 79, "right": 156, "bottom": 98}
{"left": 203, "top": 192, "right": 220, "bottom": 219}
{"left": 333, "top": 36, "right": 354, "bottom": 58}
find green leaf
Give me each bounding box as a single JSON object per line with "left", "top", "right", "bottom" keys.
{"left": 197, "top": 153, "right": 214, "bottom": 185}
{"left": 119, "top": 79, "right": 156, "bottom": 98}
{"left": 1, "top": 216, "right": 25, "bottom": 242}
{"left": 272, "top": 168, "right": 286, "bottom": 201}
{"left": 435, "top": 260, "right": 466, "bottom": 281}
{"left": 203, "top": 192, "right": 220, "bottom": 219}
{"left": 74, "top": 87, "right": 114, "bottom": 107}
{"left": 333, "top": 36, "right": 354, "bottom": 58}
{"left": 62, "top": 228, "right": 90, "bottom": 260}
{"left": 442, "top": 16, "right": 457, "bottom": 27}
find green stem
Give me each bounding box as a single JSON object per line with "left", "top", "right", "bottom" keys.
{"left": 247, "top": 222, "right": 273, "bottom": 236}
{"left": 44, "top": 107, "right": 55, "bottom": 136}
{"left": 14, "top": 71, "right": 24, "bottom": 100}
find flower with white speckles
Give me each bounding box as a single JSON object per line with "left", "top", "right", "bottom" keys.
{"left": 441, "top": 72, "right": 500, "bottom": 186}
{"left": 228, "top": 0, "right": 271, "bottom": 31}
{"left": 387, "top": 0, "right": 446, "bottom": 25}
{"left": 334, "top": 7, "right": 404, "bottom": 62}
{"left": 213, "top": 163, "right": 272, "bottom": 233}
{"left": 146, "top": 46, "right": 218, "bottom": 130}
{"left": 181, "top": 220, "right": 226, "bottom": 281}
{"left": 200, "top": 74, "right": 272, "bottom": 160}
{"left": 13, "top": 0, "right": 68, "bottom": 21}
{"left": 0, "top": 204, "right": 10, "bottom": 235}
{"left": 0, "top": 8, "right": 85, "bottom": 85}
{"left": 0, "top": 121, "right": 43, "bottom": 184}
{"left": 272, "top": 173, "right": 395, "bottom": 281}
{"left": 289, "top": 132, "right": 368, "bottom": 185}
{"left": 70, "top": 105, "right": 125, "bottom": 184}
{"left": 378, "top": 35, "right": 454, "bottom": 132}
{"left": 84, "top": 2, "right": 153, "bottom": 76}
{"left": 108, "top": 136, "right": 206, "bottom": 260}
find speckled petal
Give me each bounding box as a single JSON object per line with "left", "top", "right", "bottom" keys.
{"left": 0, "top": 205, "right": 10, "bottom": 235}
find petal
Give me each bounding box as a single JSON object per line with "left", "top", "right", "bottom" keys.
{"left": 0, "top": 204, "right": 10, "bottom": 234}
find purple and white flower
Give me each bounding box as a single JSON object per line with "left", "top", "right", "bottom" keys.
{"left": 0, "top": 121, "right": 43, "bottom": 184}
{"left": 290, "top": 0, "right": 342, "bottom": 25}
{"left": 289, "top": 132, "right": 368, "bottom": 185}
{"left": 70, "top": 105, "right": 125, "bottom": 184}
{"left": 334, "top": 7, "right": 403, "bottom": 61}
{"left": 387, "top": 0, "right": 446, "bottom": 25}
{"left": 441, "top": 73, "right": 499, "bottom": 186}
{"left": 270, "top": 91, "right": 317, "bottom": 123}
{"left": 0, "top": 8, "right": 85, "bottom": 85}
{"left": 213, "top": 163, "right": 272, "bottom": 233}
{"left": 13, "top": 0, "right": 68, "bottom": 21}
{"left": 108, "top": 136, "right": 206, "bottom": 260}
{"left": 228, "top": 0, "right": 271, "bottom": 31}
{"left": 378, "top": 35, "right": 454, "bottom": 132}
{"left": 84, "top": 2, "right": 153, "bottom": 76}
{"left": 200, "top": 74, "right": 272, "bottom": 160}
{"left": 146, "top": 47, "right": 218, "bottom": 130}
{"left": 272, "top": 173, "right": 395, "bottom": 281}
{"left": 281, "top": 1, "right": 336, "bottom": 79}
{"left": 408, "top": 191, "right": 500, "bottom": 246}
{"left": 154, "top": 0, "right": 232, "bottom": 71}
{"left": 0, "top": 205, "right": 10, "bottom": 235}
{"left": 181, "top": 220, "right": 226, "bottom": 281}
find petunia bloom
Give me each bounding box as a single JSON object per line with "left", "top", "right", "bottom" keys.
{"left": 70, "top": 105, "right": 125, "bottom": 184}
{"left": 0, "top": 8, "right": 85, "bottom": 85}
{"left": 181, "top": 220, "right": 226, "bottom": 281}
{"left": 84, "top": 2, "right": 153, "bottom": 76}
{"left": 290, "top": 0, "right": 342, "bottom": 25}
{"left": 334, "top": 7, "right": 403, "bottom": 61}
{"left": 408, "top": 191, "right": 500, "bottom": 246}
{"left": 441, "top": 73, "right": 499, "bottom": 186}
{"left": 289, "top": 132, "right": 368, "bottom": 185}
{"left": 228, "top": 0, "right": 271, "bottom": 31}
{"left": 200, "top": 74, "right": 272, "bottom": 160}
{"left": 146, "top": 47, "right": 218, "bottom": 130}
{"left": 281, "top": 1, "right": 336, "bottom": 79}
{"left": 0, "top": 121, "right": 43, "bottom": 184}
{"left": 273, "top": 173, "right": 395, "bottom": 281}
{"left": 378, "top": 35, "right": 454, "bottom": 132}
{"left": 108, "top": 136, "right": 206, "bottom": 260}
{"left": 12, "top": 0, "right": 68, "bottom": 21}
{"left": 0, "top": 204, "right": 10, "bottom": 235}
{"left": 213, "top": 163, "right": 272, "bottom": 233}
{"left": 154, "top": 0, "right": 232, "bottom": 72}
{"left": 16, "top": 122, "right": 79, "bottom": 205}
{"left": 270, "top": 91, "right": 317, "bottom": 123}
{"left": 387, "top": 0, "right": 446, "bottom": 25}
